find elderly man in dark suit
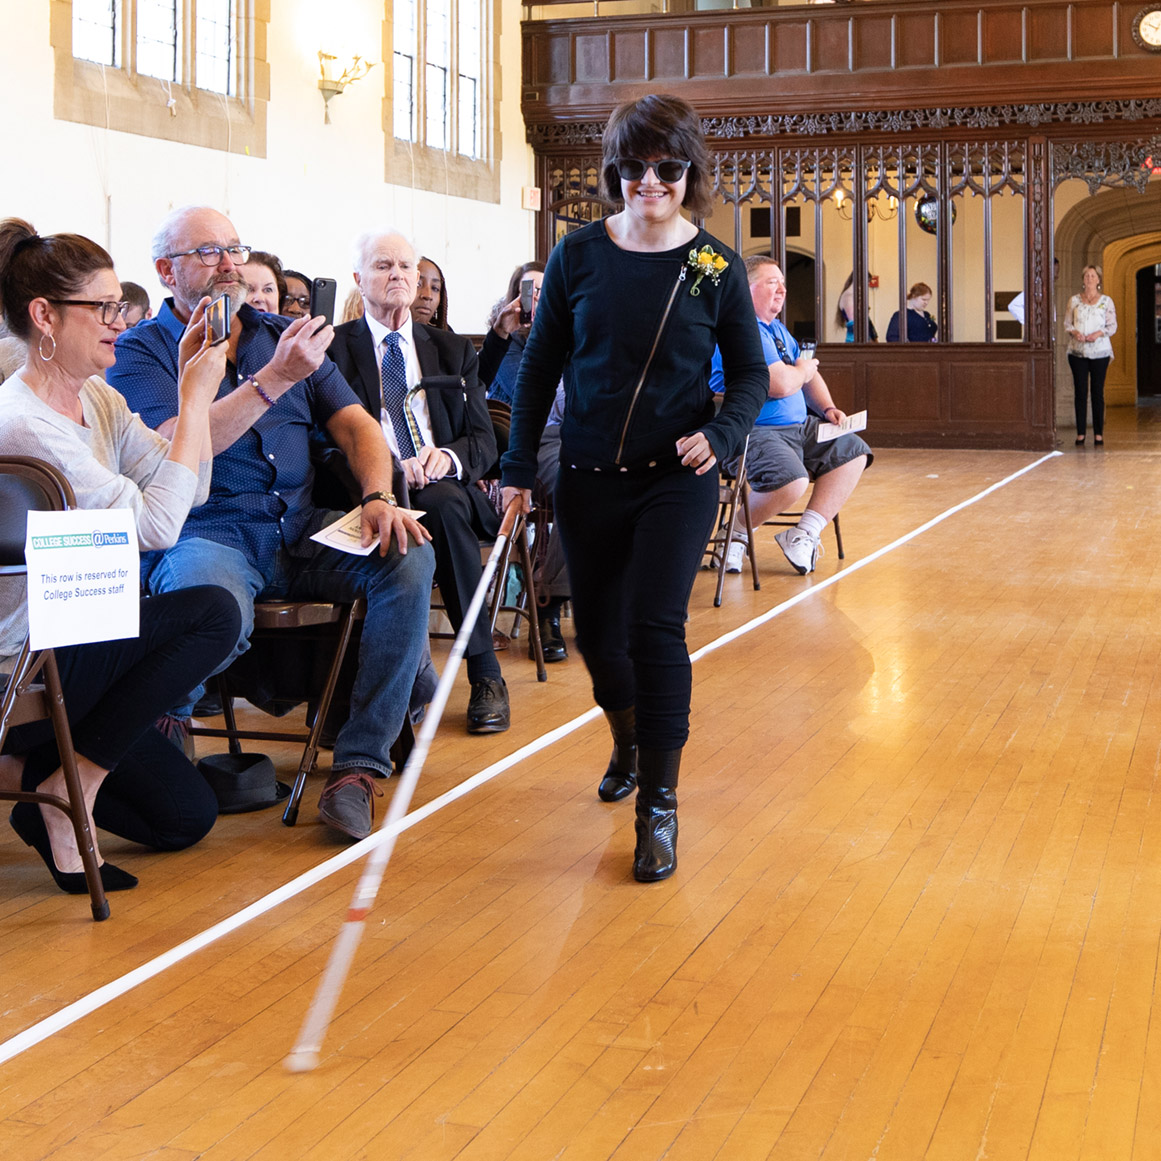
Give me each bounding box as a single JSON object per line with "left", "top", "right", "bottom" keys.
{"left": 329, "top": 230, "right": 508, "bottom": 733}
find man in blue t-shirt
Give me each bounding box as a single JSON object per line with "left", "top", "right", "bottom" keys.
{"left": 109, "top": 206, "right": 436, "bottom": 842}
{"left": 710, "top": 257, "right": 872, "bottom": 575}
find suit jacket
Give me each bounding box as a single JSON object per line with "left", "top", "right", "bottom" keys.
{"left": 329, "top": 317, "right": 497, "bottom": 486}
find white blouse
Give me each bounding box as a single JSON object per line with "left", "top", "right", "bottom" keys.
{"left": 1065, "top": 294, "right": 1117, "bottom": 360}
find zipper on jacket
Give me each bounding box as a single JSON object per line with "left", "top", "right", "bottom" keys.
{"left": 614, "top": 265, "right": 687, "bottom": 465}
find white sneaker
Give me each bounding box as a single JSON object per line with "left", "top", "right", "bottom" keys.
{"left": 774, "top": 528, "right": 823, "bottom": 575}
{"left": 725, "top": 540, "right": 746, "bottom": 574}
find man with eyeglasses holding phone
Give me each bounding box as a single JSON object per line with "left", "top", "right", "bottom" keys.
{"left": 108, "top": 206, "right": 436, "bottom": 842}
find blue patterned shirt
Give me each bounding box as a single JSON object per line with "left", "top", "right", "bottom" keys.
{"left": 108, "top": 299, "right": 359, "bottom": 578}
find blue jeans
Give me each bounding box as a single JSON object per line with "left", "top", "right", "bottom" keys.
{"left": 142, "top": 535, "right": 436, "bottom": 777}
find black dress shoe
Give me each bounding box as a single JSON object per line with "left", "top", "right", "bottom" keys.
{"left": 531, "top": 612, "right": 568, "bottom": 663}
{"left": 10, "top": 802, "right": 138, "bottom": 894}
{"left": 467, "top": 677, "right": 510, "bottom": 734}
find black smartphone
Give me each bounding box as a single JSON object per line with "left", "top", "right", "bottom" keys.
{"left": 310, "top": 277, "right": 337, "bottom": 331}
{"left": 519, "top": 278, "right": 535, "bottom": 326}
{"left": 205, "top": 295, "right": 230, "bottom": 346}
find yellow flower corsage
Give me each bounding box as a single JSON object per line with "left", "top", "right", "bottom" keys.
{"left": 687, "top": 245, "right": 728, "bottom": 297}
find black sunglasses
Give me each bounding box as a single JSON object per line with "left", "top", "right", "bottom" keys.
{"left": 613, "top": 157, "right": 692, "bottom": 184}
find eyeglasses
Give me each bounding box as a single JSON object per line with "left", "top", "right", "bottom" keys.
{"left": 613, "top": 158, "right": 692, "bottom": 184}
{"left": 281, "top": 294, "right": 311, "bottom": 309}
{"left": 167, "top": 244, "right": 252, "bottom": 267}
{"left": 48, "top": 299, "right": 131, "bottom": 325}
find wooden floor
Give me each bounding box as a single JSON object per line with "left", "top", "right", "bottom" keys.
{"left": 5, "top": 408, "right": 1161, "bottom": 1160}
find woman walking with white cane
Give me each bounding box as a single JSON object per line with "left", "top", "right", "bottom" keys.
{"left": 500, "top": 94, "right": 767, "bottom": 882}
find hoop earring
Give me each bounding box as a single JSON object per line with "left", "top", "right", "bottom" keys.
{"left": 38, "top": 333, "right": 56, "bottom": 363}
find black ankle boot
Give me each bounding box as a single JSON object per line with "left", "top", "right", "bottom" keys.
{"left": 597, "top": 706, "right": 637, "bottom": 802}
{"left": 633, "top": 748, "right": 681, "bottom": 882}
{"left": 531, "top": 609, "right": 568, "bottom": 663}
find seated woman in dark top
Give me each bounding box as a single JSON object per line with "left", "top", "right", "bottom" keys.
{"left": 886, "top": 282, "right": 938, "bottom": 343}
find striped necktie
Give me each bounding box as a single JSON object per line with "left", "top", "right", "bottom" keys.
{"left": 381, "top": 331, "right": 417, "bottom": 460}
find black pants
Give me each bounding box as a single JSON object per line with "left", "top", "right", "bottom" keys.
{"left": 1068, "top": 354, "right": 1110, "bottom": 437}
{"left": 5, "top": 586, "right": 240, "bottom": 849}
{"left": 411, "top": 478, "right": 500, "bottom": 661}
{"left": 554, "top": 460, "right": 718, "bottom": 751}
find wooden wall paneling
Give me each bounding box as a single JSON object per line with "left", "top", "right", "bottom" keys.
{"left": 611, "top": 29, "right": 646, "bottom": 83}
{"left": 523, "top": 3, "right": 1161, "bottom": 121}
{"left": 770, "top": 20, "right": 808, "bottom": 77}
{"left": 937, "top": 10, "right": 979, "bottom": 67}
{"left": 865, "top": 361, "right": 944, "bottom": 423}
{"left": 546, "top": 33, "right": 570, "bottom": 86}
{"left": 853, "top": 15, "right": 896, "bottom": 72}
{"left": 692, "top": 25, "right": 727, "bottom": 79}
{"left": 1028, "top": 6, "right": 1069, "bottom": 60}
{"left": 575, "top": 32, "right": 609, "bottom": 84}
{"left": 948, "top": 360, "right": 1030, "bottom": 422}
{"left": 1073, "top": 5, "right": 1116, "bottom": 57}
{"left": 651, "top": 25, "right": 688, "bottom": 81}
{"left": 895, "top": 14, "right": 937, "bottom": 69}
{"left": 813, "top": 356, "right": 857, "bottom": 414}
{"left": 730, "top": 20, "right": 769, "bottom": 78}
{"left": 981, "top": 8, "right": 1025, "bottom": 65}
{"left": 815, "top": 16, "right": 853, "bottom": 74}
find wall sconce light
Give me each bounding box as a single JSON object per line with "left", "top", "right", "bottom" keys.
{"left": 318, "top": 51, "right": 376, "bottom": 124}
{"left": 836, "top": 192, "right": 898, "bottom": 222}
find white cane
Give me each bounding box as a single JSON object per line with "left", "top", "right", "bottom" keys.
{"left": 285, "top": 497, "right": 524, "bottom": 1072}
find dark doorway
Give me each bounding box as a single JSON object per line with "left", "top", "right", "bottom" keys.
{"left": 784, "top": 251, "right": 816, "bottom": 346}
{"left": 1137, "top": 264, "right": 1161, "bottom": 398}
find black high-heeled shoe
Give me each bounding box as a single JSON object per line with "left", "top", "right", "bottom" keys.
{"left": 9, "top": 802, "right": 138, "bottom": 894}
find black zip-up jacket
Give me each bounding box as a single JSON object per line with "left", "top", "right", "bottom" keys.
{"left": 500, "top": 220, "right": 768, "bottom": 491}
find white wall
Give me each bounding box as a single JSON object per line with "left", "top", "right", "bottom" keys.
{"left": 0, "top": 1, "right": 536, "bottom": 333}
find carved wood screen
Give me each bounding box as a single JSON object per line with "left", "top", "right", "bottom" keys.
{"left": 524, "top": 2, "right": 1161, "bottom": 449}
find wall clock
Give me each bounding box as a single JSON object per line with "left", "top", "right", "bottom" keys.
{"left": 1133, "top": 5, "right": 1161, "bottom": 51}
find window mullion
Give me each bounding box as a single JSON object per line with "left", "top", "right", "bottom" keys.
{"left": 184, "top": 0, "right": 195, "bottom": 91}
{"left": 449, "top": 0, "right": 459, "bottom": 159}
{"left": 416, "top": 0, "right": 427, "bottom": 148}
{"left": 125, "top": 0, "right": 137, "bottom": 76}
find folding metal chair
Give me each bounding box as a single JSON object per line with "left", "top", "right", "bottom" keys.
{"left": 0, "top": 456, "right": 109, "bottom": 920}
{"left": 188, "top": 597, "right": 383, "bottom": 826}
{"left": 704, "top": 436, "right": 760, "bottom": 607}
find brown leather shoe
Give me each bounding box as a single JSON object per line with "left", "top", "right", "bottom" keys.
{"left": 318, "top": 767, "right": 384, "bottom": 840}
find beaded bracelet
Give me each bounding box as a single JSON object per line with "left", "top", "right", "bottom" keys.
{"left": 247, "top": 374, "right": 275, "bottom": 408}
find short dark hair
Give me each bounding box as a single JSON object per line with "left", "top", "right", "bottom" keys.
{"left": 0, "top": 218, "right": 114, "bottom": 342}
{"left": 282, "top": 269, "right": 313, "bottom": 295}
{"left": 244, "top": 250, "right": 288, "bottom": 306}
{"left": 600, "top": 94, "right": 714, "bottom": 218}
{"left": 119, "top": 280, "right": 152, "bottom": 312}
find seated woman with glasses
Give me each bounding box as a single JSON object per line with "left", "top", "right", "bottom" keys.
{"left": 0, "top": 217, "right": 241, "bottom": 897}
